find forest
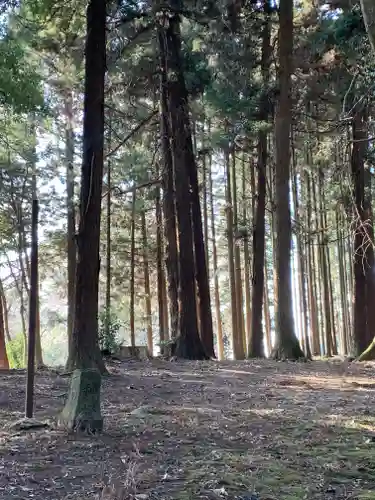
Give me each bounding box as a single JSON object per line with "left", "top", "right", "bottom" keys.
{"left": 1, "top": 0, "right": 375, "bottom": 499}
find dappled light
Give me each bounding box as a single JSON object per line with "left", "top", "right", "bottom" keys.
{"left": 1, "top": 360, "right": 375, "bottom": 499}
{"left": 1, "top": 0, "right": 375, "bottom": 498}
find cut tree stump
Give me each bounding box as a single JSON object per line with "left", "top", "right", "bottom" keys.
{"left": 59, "top": 368, "right": 103, "bottom": 432}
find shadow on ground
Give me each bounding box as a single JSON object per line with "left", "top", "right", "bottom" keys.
{"left": 1, "top": 359, "right": 375, "bottom": 499}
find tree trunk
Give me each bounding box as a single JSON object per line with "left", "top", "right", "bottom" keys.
{"left": 351, "top": 107, "right": 370, "bottom": 356}
{"left": 336, "top": 208, "right": 349, "bottom": 355}
{"left": 272, "top": 0, "right": 304, "bottom": 360}
{"left": 306, "top": 172, "right": 319, "bottom": 355}
{"left": 130, "top": 189, "right": 136, "bottom": 349}
{"left": 65, "top": 0, "right": 106, "bottom": 374}
{"left": 0, "top": 285, "right": 9, "bottom": 369}
{"left": 209, "top": 149, "right": 224, "bottom": 360}
{"left": 188, "top": 126, "right": 214, "bottom": 357}
{"left": 10, "top": 260, "right": 27, "bottom": 358}
{"left": 104, "top": 110, "right": 111, "bottom": 345}
{"left": 249, "top": 134, "right": 266, "bottom": 358}
{"left": 249, "top": 0, "right": 271, "bottom": 357}
{"left": 65, "top": 89, "right": 77, "bottom": 367}
{"left": 141, "top": 209, "right": 153, "bottom": 356}
{"left": 264, "top": 266, "right": 272, "bottom": 356}
{"left": 155, "top": 167, "right": 166, "bottom": 354}
{"left": 291, "top": 156, "right": 311, "bottom": 359}
{"left": 364, "top": 167, "right": 375, "bottom": 344}
{"left": 0, "top": 280, "right": 11, "bottom": 343}
{"left": 27, "top": 120, "right": 44, "bottom": 369}
{"left": 232, "top": 149, "right": 245, "bottom": 357}
{"left": 161, "top": 264, "right": 169, "bottom": 342}
{"left": 318, "top": 170, "right": 333, "bottom": 357}
{"left": 360, "top": 0, "right": 375, "bottom": 55}
{"left": 202, "top": 140, "right": 210, "bottom": 275}
{"left": 162, "top": 14, "right": 214, "bottom": 358}
{"left": 225, "top": 148, "right": 242, "bottom": 359}
{"left": 158, "top": 42, "right": 179, "bottom": 345}
{"left": 157, "top": 2, "right": 207, "bottom": 359}
{"left": 326, "top": 235, "right": 338, "bottom": 355}
{"left": 242, "top": 156, "right": 252, "bottom": 350}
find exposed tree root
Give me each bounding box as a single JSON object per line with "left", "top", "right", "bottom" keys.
{"left": 271, "top": 340, "right": 306, "bottom": 361}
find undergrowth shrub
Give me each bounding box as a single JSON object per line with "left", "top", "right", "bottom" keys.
{"left": 6, "top": 332, "right": 25, "bottom": 368}
{"left": 98, "top": 309, "right": 122, "bottom": 354}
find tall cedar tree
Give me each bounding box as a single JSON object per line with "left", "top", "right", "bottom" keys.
{"left": 65, "top": 89, "right": 76, "bottom": 365}
{"left": 158, "top": 29, "right": 179, "bottom": 344}
{"left": 351, "top": 104, "right": 375, "bottom": 356}
{"left": 156, "top": 0, "right": 209, "bottom": 359}
{"left": 271, "top": 0, "right": 304, "bottom": 360}
{"left": 65, "top": 0, "right": 106, "bottom": 373}
{"left": 248, "top": 0, "right": 271, "bottom": 358}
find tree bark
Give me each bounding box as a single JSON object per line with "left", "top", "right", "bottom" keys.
{"left": 202, "top": 138, "right": 210, "bottom": 276}
{"left": 141, "top": 209, "right": 153, "bottom": 356}
{"left": 161, "top": 5, "right": 214, "bottom": 358}
{"left": 318, "top": 170, "right": 333, "bottom": 357}
{"left": 158, "top": 40, "right": 179, "bottom": 345}
{"left": 291, "top": 147, "right": 311, "bottom": 359}
{"left": 130, "top": 189, "right": 136, "bottom": 349}
{"left": 29, "top": 121, "right": 44, "bottom": 369}
{"left": 188, "top": 124, "right": 214, "bottom": 357}
{"left": 209, "top": 149, "right": 224, "bottom": 360}
{"left": 306, "top": 172, "right": 319, "bottom": 355}
{"left": 336, "top": 208, "right": 349, "bottom": 354}
{"left": 242, "top": 156, "right": 252, "bottom": 350}
{"left": 225, "top": 148, "right": 243, "bottom": 359}
{"left": 0, "top": 284, "right": 9, "bottom": 369}
{"left": 65, "top": 89, "right": 76, "bottom": 367}
{"left": 157, "top": 2, "right": 207, "bottom": 359}
{"left": 351, "top": 107, "right": 370, "bottom": 356}
{"left": 0, "top": 280, "right": 11, "bottom": 343}
{"left": 249, "top": 135, "right": 266, "bottom": 358}
{"left": 248, "top": 0, "right": 271, "bottom": 358}
{"left": 272, "top": 0, "right": 304, "bottom": 360}
{"left": 264, "top": 266, "right": 272, "bottom": 356}
{"left": 155, "top": 166, "right": 166, "bottom": 354}
{"left": 66, "top": 0, "right": 106, "bottom": 374}
{"left": 232, "top": 149, "right": 245, "bottom": 357}
{"left": 360, "top": 0, "right": 375, "bottom": 55}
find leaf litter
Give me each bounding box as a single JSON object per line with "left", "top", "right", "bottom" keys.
{"left": 0, "top": 359, "right": 375, "bottom": 499}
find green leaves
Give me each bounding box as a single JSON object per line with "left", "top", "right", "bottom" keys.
{"left": 0, "top": 36, "right": 44, "bottom": 113}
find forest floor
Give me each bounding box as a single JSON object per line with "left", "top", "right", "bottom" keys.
{"left": 1, "top": 359, "right": 375, "bottom": 500}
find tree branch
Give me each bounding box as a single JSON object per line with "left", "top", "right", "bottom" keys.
{"left": 105, "top": 110, "right": 158, "bottom": 158}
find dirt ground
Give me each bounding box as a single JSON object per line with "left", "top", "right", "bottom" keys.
{"left": 1, "top": 359, "right": 375, "bottom": 500}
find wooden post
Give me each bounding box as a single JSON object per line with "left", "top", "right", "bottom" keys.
{"left": 25, "top": 198, "right": 38, "bottom": 418}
